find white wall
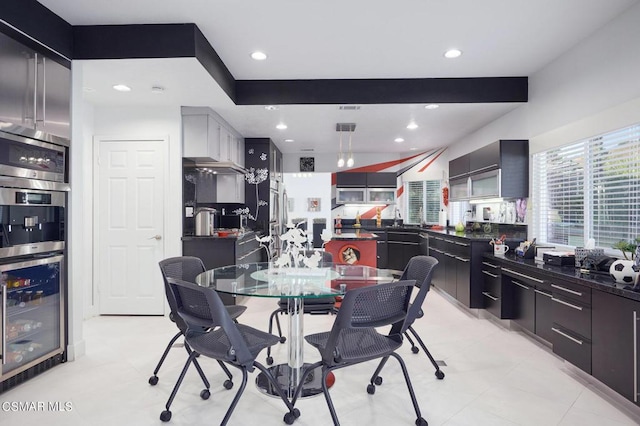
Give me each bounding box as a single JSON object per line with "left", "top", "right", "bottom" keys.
{"left": 448, "top": 2, "right": 640, "bottom": 159}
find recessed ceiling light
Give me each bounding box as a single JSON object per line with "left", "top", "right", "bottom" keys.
{"left": 394, "top": 138, "right": 405, "bottom": 143}
{"left": 444, "top": 49, "right": 462, "bottom": 59}
{"left": 407, "top": 122, "right": 418, "bottom": 130}
{"left": 425, "top": 104, "right": 439, "bottom": 109}
{"left": 151, "top": 85, "right": 165, "bottom": 94}
{"left": 410, "top": 147, "right": 418, "bottom": 151}
{"left": 284, "top": 139, "right": 294, "bottom": 143}
{"left": 265, "top": 105, "right": 279, "bottom": 111}
{"left": 112, "top": 84, "right": 131, "bottom": 92}
{"left": 276, "top": 123, "right": 287, "bottom": 130}
{"left": 251, "top": 51, "right": 267, "bottom": 60}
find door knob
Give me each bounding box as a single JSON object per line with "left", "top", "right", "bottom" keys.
{"left": 149, "top": 235, "right": 162, "bottom": 240}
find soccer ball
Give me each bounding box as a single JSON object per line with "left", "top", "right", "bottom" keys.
{"left": 610, "top": 260, "right": 638, "bottom": 284}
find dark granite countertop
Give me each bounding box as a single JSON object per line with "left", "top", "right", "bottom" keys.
{"left": 331, "top": 232, "right": 379, "bottom": 241}
{"left": 483, "top": 253, "right": 640, "bottom": 302}
{"left": 182, "top": 230, "right": 257, "bottom": 241}
{"left": 423, "top": 228, "right": 528, "bottom": 241}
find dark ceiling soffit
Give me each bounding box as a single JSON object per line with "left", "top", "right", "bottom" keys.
{"left": 235, "top": 77, "right": 528, "bottom": 105}
{"left": 0, "top": 0, "right": 73, "bottom": 62}
{"left": 71, "top": 23, "right": 237, "bottom": 102}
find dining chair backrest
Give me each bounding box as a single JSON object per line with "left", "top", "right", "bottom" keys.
{"left": 321, "top": 280, "right": 415, "bottom": 366}
{"left": 167, "top": 277, "right": 255, "bottom": 369}
{"left": 158, "top": 256, "right": 207, "bottom": 332}
{"left": 399, "top": 256, "right": 438, "bottom": 333}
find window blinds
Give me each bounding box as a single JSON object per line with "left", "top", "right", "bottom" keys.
{"left": 406, "top": 180, "right": 440, "bottom": 224}
{"left": 533, "top": 123, "right": 640, "bottom": 249}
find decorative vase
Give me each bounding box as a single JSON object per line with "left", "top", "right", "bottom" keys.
{"left": 609, "top": 259, "right": 639, "bottom": 285}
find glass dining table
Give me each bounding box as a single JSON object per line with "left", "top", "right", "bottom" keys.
{"left": 195, "top": 262, "right": 395, "bottom": 398}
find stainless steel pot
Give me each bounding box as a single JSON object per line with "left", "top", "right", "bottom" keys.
{"left": 194, "top": 208, "right": 217, "bottom": 236}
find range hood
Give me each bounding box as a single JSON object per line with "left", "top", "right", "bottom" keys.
{"left": 185, "top": 159, "right": 248, "bottom": 175}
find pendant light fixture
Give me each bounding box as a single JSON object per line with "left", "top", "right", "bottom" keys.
{"left": 337, "top": 127, "right": 345, "bottom": 168}
{"left": 336, "top": 123, "right": 356, "bottom": 168}
{"left": 346, "top": 131, "right": 354, "bottom": 167}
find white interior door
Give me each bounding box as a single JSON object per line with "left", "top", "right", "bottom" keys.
{"left": 96, "top": 137, "right": 167, "bottom": 315}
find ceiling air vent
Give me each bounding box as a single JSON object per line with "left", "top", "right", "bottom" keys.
{"left": 339, "top": 105, "right": 361, "bottom": 110}
{"left": 300, "top": 148, "right": 315, "bottom": 152}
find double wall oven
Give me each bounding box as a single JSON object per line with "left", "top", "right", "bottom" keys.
{"left": 0, "top": 130, "right": 68, "bottom": 391}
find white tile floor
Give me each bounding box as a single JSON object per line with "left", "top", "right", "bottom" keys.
{"left": 2, "top": 288, "right": 640, "bottom": 426}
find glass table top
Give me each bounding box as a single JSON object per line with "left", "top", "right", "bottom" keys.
{"left": 194, "top": 262, "right": 395, "bottom": 298}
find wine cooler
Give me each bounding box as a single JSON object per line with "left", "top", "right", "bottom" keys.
{"left": 1, "top": 254, "right": 65, "bottom": 385}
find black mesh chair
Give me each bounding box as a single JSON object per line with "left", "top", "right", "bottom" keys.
{"left": 265, "top": 250, "right": 336, "bottom": 365}
{"left": 160, "top": 277, "right": 299, "bottom": 425}
{"left": 372, "top": 255, "right": 444, "bottom": 387}
{"left": 289, "top": 280, "right": 428, "bottom": 426}
{"left": 149, "top": 257, "right": 247, "bottom": 387}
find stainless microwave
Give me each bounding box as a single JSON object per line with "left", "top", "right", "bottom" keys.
{"left": 0, "top": 131, "right": 66, "bottom": 183}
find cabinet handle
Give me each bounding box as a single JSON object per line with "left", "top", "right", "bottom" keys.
{"left": 1, "top": 283, "right": 6, "bottom": 365}
{"left": 552, "top": 327, "right": 583, "bottom": 345}
{"left": 434, "top": 237, "right": 444, "bottom": 241}
{"left": 444, "top": 253, "right": 455, "bottom": 258}
{"left": 512, "top": 280, "right": 530, "bottom": 290}
{"left": 482, "top": 261, "right": 498, "bottom": 269}
{"left": 471, "top": 164, "right": 499, "bottom": 173}
{"left": 454, "top": 241, "right": 469, "bottom": 246}
{"left": 32, "top": 53, "right": 38, "bottom": 123}
{"left": 419, "top": 234, "right": 428, "bottom": 240}
{"left": 551, "top": 283, "right": 582, "bottom": 297}
{"left": 41, "top": 56, "right": 46, "bottom": 123}
{"left": 534, "top": 289, "right": 552, "bottom": 298}
{"left": 444, "top": 239, "right": 456, "bottom": 244}
{"left": 482, "top": 292, "right": 498, "bottom": 301}
{"left": 634, "top": 310, "right": 638, "bottom": 403}
{"left": 502, "top": 268, "right": 544, "bottom": 283}
{"left": 455, "top": 256, "right": 470, "bottom": 262}
{"left": 551, "top": 297, "right": 583, "bottom": 311}
{"left": 482, "top": 270, "right": 498, "bottom": 278}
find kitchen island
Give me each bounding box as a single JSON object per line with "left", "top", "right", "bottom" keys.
{"left": 324, "top": 231, "right": 379, "bottom": 267}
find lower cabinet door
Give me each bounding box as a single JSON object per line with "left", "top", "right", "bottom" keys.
{"left": 511, "top": 279, "right": 535, "bottom": 333}
{"left": 534, "top": 288, "right": 554, "bottom": 343}
{"left": 552, "top": 324, "right": 591, "bottom": 374}
{"left": 592, "top": 290, "right": 638, "bottom": 404}
{"left": 455, "top": 256, "right": 471, "bottom": 307}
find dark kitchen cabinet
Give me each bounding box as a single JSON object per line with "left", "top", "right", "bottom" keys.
{"left": 470, "top": 141, "right": 500, "bottom": 173}
{"left": 508, "top": 276, "right": 536, "bottom": 333}
{"left": 534, "top": 282, "right": 554, "bottom": 343}
{"left": 481, "top": 260, "right": 511, "bottom": 319}
{"left": 550, "top": 278, "right": 592, "bottom": 374}
{"left": 592, "top": 290, "right": 640, "bottom": 406}
{"left": 366, "top": 172, "right": 396, "bottom": 188}
{"left": 387, "top": 230, "right": 420, "bottom": 271}
{"left": 245, "top": 138, "right": 281, "bottom": 232}
{"left": 449, "top": 154, "right": 470, "bottom": 179}
{"left": 335, "top": 172, "right": 367, "bottom": 187}
{"left": 376, "top": 240, "right": 388, "bottom": 269}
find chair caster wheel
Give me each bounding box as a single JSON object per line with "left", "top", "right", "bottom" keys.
{"left": 224, "top": 380, "right": 234, "bottom": 390}
{"left": 279, "top": 336, "right": 286, "bottom": 344}
{"left": 411, "top": 346, "right": 419, "bottom": 354}
{"left": 200, "top": 389, "right": 211, "bottom": 400}
{"left": 374, "top": 376, "right": 383, "bottom": 385}
{"left": 160, "top": 410, "right": 172, "bottom": 422}
{"left": 149, "top": 375, "right": 159, "bottom": 386}
{"left": 266, "top": 356, "right": 274, "bottom": 365}
{"left": 293, "top": 408, "right": 300, "bottom": 418}
{"left": 415, "top": 417, "right": 428, "bottom": 426}
{"left": 366, "top": 384, "right": 376, "bottom": 395}
{"left": 284, "top": 410, "right": 298, "bottom": 425}
{"left": 435, "top": 370, "right": 445, "bottom": 380}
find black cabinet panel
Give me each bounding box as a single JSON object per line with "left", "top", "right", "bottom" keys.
{"left": 470, "top": 141, "right": 500, "bottom": 172}
{"left": 449, "top": 154, "right": 470, "bottom": 179}
{"left": 535, "top": 287, "right": 554, "bottom": 343}
{"left": 366, "top": 172, "right": 396, "bottom": 188}
{"left": 592, "top": 290, "right": 639, "bottom": 405}
{"left": 336, "top": 172, "right": 367, "bottom": 187}
{"left": 509, "top": 278, "right": 535, "bottom": 333}
{"left": 456, "top": 256, "right": 471, "bottom": 306}
{"left": 552, "top": 324, "right": 591, "bottom": 374}
{"left": 376, "top": 240, "right": 388, "bottom": 269}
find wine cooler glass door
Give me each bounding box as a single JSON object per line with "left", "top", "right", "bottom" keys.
{"left": 1, "top": 255, "right": 64, "bottom": 377}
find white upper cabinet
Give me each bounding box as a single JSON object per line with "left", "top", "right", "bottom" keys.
{"left": 182, "top": 114, "right": 221, "bottom": 160}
